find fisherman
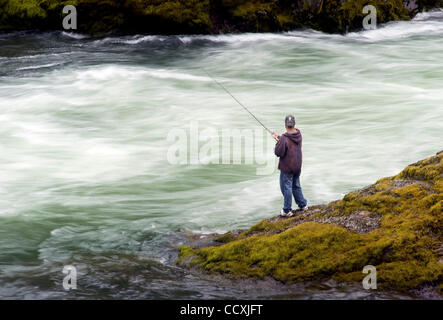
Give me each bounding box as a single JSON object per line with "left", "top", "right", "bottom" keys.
{"left": 272, "top": 115, "right": 308, "bottom": 217}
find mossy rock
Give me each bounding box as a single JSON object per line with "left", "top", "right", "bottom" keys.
{"left": 178, "top": 151, "right": 443, "bottom": 293}
{"left": 214, "top": 231, "right": 237, "bottom": 243}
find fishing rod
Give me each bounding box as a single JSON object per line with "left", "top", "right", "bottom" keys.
{"left": 203, "top": 69, "right": 278, "bottom": 141}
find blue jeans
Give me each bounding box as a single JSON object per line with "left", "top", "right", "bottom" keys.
{"left": 280, "top": 172, "right": 307, "bottom": 213}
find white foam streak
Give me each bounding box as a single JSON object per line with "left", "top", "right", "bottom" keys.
{"left": 93, "top": 35, "right": 161, "bottom": 45}
{"left": 347, "top": 10, "right": 443, "bottom": 42}
{"left": 16, "top": 63, "right": 61, "bottom": 71}
{"left": 61, "top": 31, "right": 89, "bottom": 39}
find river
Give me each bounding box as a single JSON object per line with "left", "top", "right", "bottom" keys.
{"left": 0, "top": 10, "right": 442, "bottom": 299}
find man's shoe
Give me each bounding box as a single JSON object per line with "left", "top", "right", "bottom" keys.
{"left": 292, "top": 205, "right": 308, "bottom": 214}
{"left": 280, "top": 209, "right": 292, "bottom": 217}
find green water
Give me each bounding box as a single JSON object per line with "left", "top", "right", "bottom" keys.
{"left": 0, "top": 11, "right": 442, "bottom": 299}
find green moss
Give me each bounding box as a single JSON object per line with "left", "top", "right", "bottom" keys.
{"left": 215, "top": 232, "right": 237, "bottom": 243}
{"left": 0, "top": 0, "right": 47, "bottom": 29}
{"left": 4, "top": 0, "right": 47, "bottom": 19}
{"left": 276, "top": 13, "right": 294, "bottom": 29}
{"left": 248, "top": 217, "right": 298, "bottom": 233}
{"left": 397, "top": 154, "right": 443, "bottom": 182}
{"left": 137, "top": 0, "right": 211, "bottom": 31}
{"left": 178, "top": 152, "right": 443, "bottom": 292}
{"left": 176, "top": 245, "right": 199, "bottom": 265}
{"left": 377, "top": 260, "right": 442, "bottom": 290}
{"left": 230, "top": 2, "right": 273, "bottom": 19}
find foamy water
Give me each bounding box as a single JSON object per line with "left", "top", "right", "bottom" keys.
{"left": 0, "top": 11, "right": 442, "bottom": 299}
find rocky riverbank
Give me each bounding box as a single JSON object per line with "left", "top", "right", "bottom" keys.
{"left": 0, "top": 0, "right": 442, "bottom": 35}
{"left": 177, "top": 151, "right": 443, "bottom": 297}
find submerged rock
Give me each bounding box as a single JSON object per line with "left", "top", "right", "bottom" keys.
{"left": 177, "top": 151, "right": 443, "bottom": 296}
{"left": 0, "top": 0, "right": 441, "bottom": 34}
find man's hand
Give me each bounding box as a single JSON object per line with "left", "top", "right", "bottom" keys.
{"left": 272, "top": 132, "right": 279, "bottom": 141}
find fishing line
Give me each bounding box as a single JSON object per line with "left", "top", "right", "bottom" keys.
{"left": 203, "top": 69, "right": 275, "bottom": 137}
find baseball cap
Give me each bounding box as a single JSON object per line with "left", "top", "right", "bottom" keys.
{"left": 285, "top": 115, "right": 296, "bottom": 127}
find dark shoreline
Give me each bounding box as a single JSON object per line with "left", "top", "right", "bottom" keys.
{"left": 0, "top": 1, "right": 441, "bottom": 36}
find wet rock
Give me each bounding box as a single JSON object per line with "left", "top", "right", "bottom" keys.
{"left": 403, "top": 0, "right": 419, "bottom": 11}
{"left": 316, "top": 210, "right": 381, "bottom": 234}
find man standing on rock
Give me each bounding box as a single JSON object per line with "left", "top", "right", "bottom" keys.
{"left": 272, "top": 115, "right": 308, "bottom": 217}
